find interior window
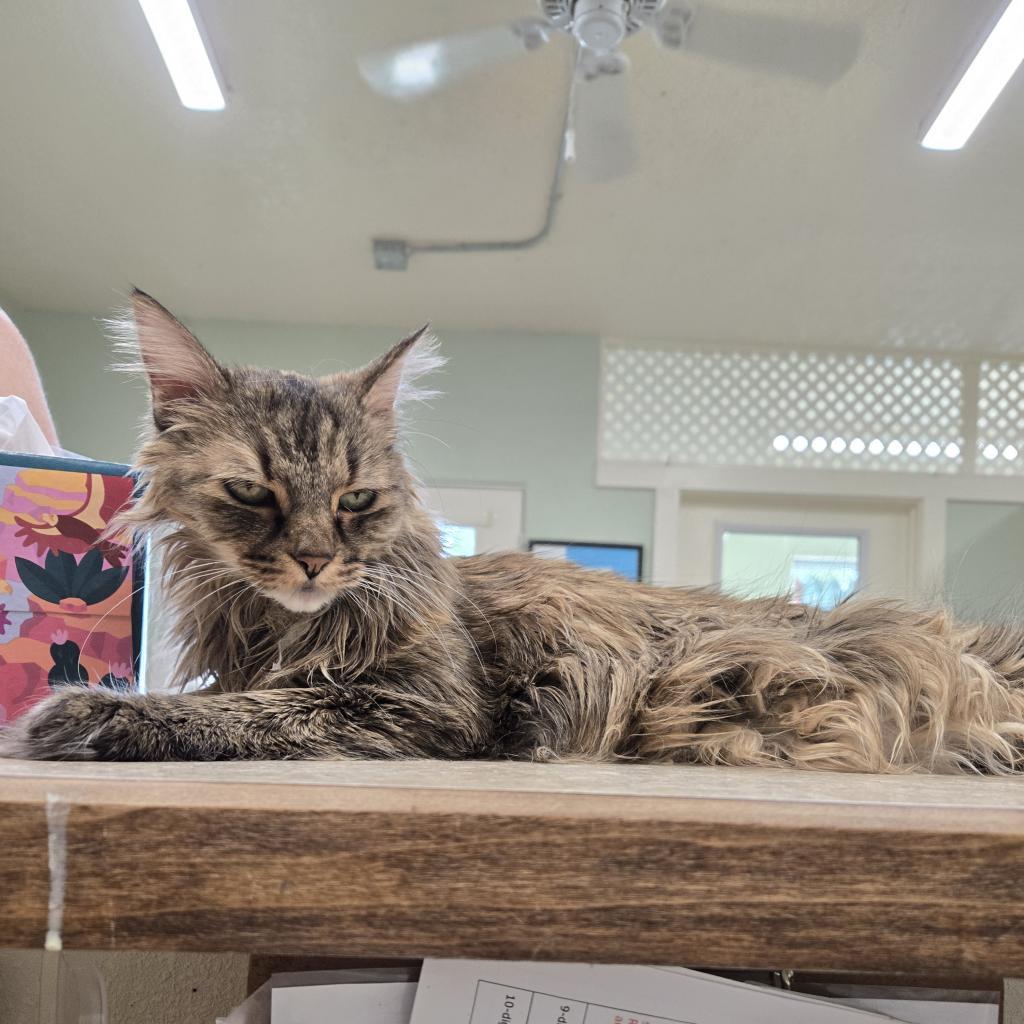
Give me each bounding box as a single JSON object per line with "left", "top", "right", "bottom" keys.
{"left": 437, "top": 521, "right": 477, "bottom": 558}
{"left": 719, "top": 530, "right": 861, "bottom": 610}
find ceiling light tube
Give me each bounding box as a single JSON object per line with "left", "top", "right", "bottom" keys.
{"left": 922, "top": 0, "right": 1024, "bottom": 150}
{"left": 138, "top": 0, "right": 225, "bottom": 111}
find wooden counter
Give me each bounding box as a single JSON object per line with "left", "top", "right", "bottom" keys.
{"left": 3, "top": 759, "right": 1023, "bottom": 974}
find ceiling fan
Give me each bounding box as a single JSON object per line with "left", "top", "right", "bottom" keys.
{"left": 359, "top": 0, "right": 861, "bottom": 183}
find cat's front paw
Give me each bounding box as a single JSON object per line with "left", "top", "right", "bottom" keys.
{"left": 0, "top": 688, "right": 122, "bottom": 761}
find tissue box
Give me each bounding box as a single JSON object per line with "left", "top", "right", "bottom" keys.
{"left": 0, "top": 453, "right": 144, "bottom": 725}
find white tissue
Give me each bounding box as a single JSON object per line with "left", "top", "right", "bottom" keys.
{"left": 0, "top": 394, "right": 54, "bottom": 455}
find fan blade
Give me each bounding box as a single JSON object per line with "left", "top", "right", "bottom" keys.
{"left": 359, "top": 19, "right": 550, "bottom": 100}
{"left": 570, "top": 51, "right": 637, "bottom": 182}
{"left": 657, "top": 4, "right": 861, "bottom": 86}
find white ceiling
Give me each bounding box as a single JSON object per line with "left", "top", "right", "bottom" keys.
{"left": 1, "top": 1, "right": 1023, "bottom": 350}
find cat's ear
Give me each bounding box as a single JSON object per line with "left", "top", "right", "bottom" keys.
{"left": 116, "top": 289, "right": 227, "bottom": 429}
{"left": 351, "top": 325, "right": 444, "bottom": 421}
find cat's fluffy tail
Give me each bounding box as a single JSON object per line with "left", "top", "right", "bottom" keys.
{"left": 638, "top": 600, "right": 1024, "bottom": 774}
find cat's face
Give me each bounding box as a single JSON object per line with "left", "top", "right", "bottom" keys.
{"left": 126, "top": 291, "right": 441, "bottom": 614}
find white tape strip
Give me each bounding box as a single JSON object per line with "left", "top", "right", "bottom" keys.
{"left": 44, "top": 794, "right": 70, "bottom": 952}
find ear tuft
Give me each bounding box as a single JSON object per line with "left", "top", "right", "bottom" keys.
{"left": 107, "top": 289, "right": 226, "bottom": 428}
{"left": 356, "top": 325, "right": 445, "bottom": 421}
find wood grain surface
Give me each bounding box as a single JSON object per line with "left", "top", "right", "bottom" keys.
{"left": 3, "top": 759, "right": 1024, "bottom": 973}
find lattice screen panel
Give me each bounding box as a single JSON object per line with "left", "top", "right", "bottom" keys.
{"left": 977, "top": 360, "right": 1024, "bottom": 475}
{"left": 601, "top": 346, "right": 967, "bottom": 473}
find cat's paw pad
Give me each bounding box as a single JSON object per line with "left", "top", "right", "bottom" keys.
{"left": 0, "top": 688, "right": 121, "bottom": 761}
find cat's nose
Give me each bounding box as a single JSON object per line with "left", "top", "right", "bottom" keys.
{"left": 292, "top": 552, "right": 333, "bottom": 579}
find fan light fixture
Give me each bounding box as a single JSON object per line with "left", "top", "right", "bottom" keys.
{"left": 360, "top": 1, "right": 861, "bottom": 267}
{"left": 390, "top": 42, "right": 445, "bottom": 95}
{"left": 138, "top": 0, "right": 225, "bottom": 111}
{"left": 922, "top": 0, "right": 1024, "bottom": 150}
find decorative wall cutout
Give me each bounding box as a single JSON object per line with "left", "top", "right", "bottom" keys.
{"left": 977, "top": 360, "right": 1024, "bottom": 475}
{"left": 601, "top": 343, "right": 1024, "bottom": 477}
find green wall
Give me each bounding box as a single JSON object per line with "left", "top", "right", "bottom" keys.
{"left": 946, "top": 501, "right": 1024, "bottom": 622}
{"left": 16, "top": 310, "right": 654, "bottom": 571}
{"left": 18, "top": 308, "right": 1024, "bottom": 609}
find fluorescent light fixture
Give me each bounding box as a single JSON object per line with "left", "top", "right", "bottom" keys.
{"left": 922, "top": 0, "right": 1024, "bottom": 150}
{"left": 138, "top": 0, "right": 225, "bottom": 111}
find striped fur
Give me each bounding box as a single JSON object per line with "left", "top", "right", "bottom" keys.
{"left": 4, "top": 293, "right": 1024, "bottom": 771}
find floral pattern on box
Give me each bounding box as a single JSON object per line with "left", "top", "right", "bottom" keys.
{"left": 0, "top": 461, "right": 141, "bottom": 724}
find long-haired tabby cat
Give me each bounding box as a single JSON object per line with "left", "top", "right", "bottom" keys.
{"left": 3, "top": 290, "right": 1024, "bottom": 772}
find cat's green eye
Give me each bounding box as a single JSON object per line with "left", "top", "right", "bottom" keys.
{"left": 338, "top": 489, "right": 377, "bottom": 513}
{"left": 225, "top": 480, "right": 274, "bottom": 506}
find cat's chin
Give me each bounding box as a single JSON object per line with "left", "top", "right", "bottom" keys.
{"left": 266, "top": 586, "right": 337, "bottom": 615}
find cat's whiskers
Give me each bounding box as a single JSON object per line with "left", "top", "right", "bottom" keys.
{"left": 161, "top": 557, "right": 231, "bottom": 581}
{"left": 161, "top": 560, "right": 239, "bottom": 594}
{"left": 201, "top": 578, "right": 255, "bottom": 623}
{"left": 166, "top": 568, "right": 237, "bottom": 593}
{"left": 376, "top": 562, "right": 490, "bottom": 683}
{"left": 357, "top": 567, "right": 396, "bottom": 632}
{"left": 360, "top": 565, "right": 439, "bottom": 641}
{"left": 388, "top": 560, "right": 492, "bottom": 637}
{"left": 384, "top": 562, "right": 489, "bottom": 661}
{"left": 358, "top": 563, "right": 466, "bottom": 681}
{"left": 402, "top": 429, "right": 451, "bottom": 450}
{"left": 77, "top": 580, "right": 148, "bottom": 679}
{"left": 72, "top": 559, "right": 217, "bottom": 666}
